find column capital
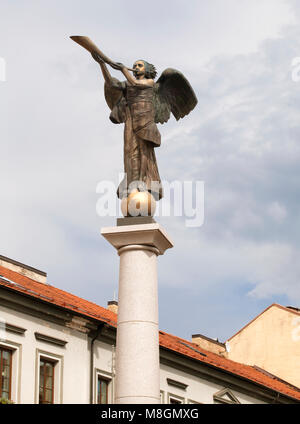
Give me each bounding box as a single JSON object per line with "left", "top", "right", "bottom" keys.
{"left": 101, "top": 223, "right": 174, "bottom": 255}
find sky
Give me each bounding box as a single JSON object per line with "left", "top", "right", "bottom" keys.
{"left": 1, "top": 0, "right": 300, "bottom": 342}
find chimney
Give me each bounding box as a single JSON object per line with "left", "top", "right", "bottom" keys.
{"left": 0, "top": 255, "right": 47, "bottom": 284}
{"left": 192, "top": 333, "right": 227, "bottom": 357}
{"left": 107, "top": 300, "right": 118, "bottom": 314}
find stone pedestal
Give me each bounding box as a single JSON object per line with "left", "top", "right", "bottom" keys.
{"left": 101, "top": 223, "right": 173, "bottom": 404}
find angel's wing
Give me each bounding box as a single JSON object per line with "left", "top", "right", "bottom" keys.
{"left": 153, "top": 68, "right": 197, "bottom": 124}
{"left": 104, "top": 78, "right": 126, "bottom": 124}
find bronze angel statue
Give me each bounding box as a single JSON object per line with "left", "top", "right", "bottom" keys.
{"left": 71, "top": 36, "right": 197, "bottom": 206}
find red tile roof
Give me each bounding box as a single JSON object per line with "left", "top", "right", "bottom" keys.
{"left": 0, "top": 265, "right": 116, "bottom": 327}
{"left": 0, "top": 264, "right": 300, "bottom": 402}
{"left": 159, "top": 331, "right": 300, "bottom": 401}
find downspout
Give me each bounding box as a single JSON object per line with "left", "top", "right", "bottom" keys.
{"left": 272, "top": 392, "right": 280, "bottom": 404}
{"left": 90, "top": 324, "right": 104, "bottom": 404}
{"left": 111, "top": 344, "right": 116, "bottom": 403}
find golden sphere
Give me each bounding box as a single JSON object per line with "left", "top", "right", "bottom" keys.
{"left": 121, "top": 190, "right": 156, "bottom": 217}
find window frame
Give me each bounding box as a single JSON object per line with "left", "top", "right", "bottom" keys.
{"left": 0, "top": 340, "right": 21, "bottom": 404}
{"left": 97, "top": 375, "right": 110, "bottom": 404}
{"left": 35, "top": 349, "right": 63, "bottom": 404}
{"left": 39, "top": 357, "right": 56, "bottom": 404}
{"left": 94, "top": 369, "right": 112, "bottom": 404}
{"left": 167, "top": 392, "right": 185, "bottom": 404}
{"left": 0, "top": 346, "right": 12, "bottom": 400}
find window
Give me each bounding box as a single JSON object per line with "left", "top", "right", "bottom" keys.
{"left": 0, "top": 341, "right": 21, "bottom": 403}
{"left": 168, "top": 392, "right": 185, "bottom": 404}
{"left": 36, "top": 350, "right": 63, "bottom": 404}
{"left": 170, "top": 397, "right": 183, "bottom": 404}
{"left": 39, "top": 358, "right": 55, "bottom": 404}
{"left": 97, "top": 376, "right": 109, "bottom": 404}
{"left": 94, "top": 370, "right": 112, "bottom": 404}
{"left": 0, "top": 347, "right": 12, "bottom": 400}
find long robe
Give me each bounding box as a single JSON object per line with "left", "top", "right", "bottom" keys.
{"left": 110, "top": 82, "right": 163, "bottom": 200}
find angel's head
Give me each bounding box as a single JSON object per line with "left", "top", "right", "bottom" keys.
{"left": 133, "top": 60, "right": 157, "bottom": 80}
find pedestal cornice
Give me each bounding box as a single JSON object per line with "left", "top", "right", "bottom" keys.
{"left": 101, "top": 223, "right": 174, "bottom": 255}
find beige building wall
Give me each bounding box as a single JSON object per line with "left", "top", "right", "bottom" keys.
{"left": 226, "top": 304, "right": 300, "bottom": 388}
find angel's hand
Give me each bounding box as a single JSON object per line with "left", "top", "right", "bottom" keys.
{"left": 91, "top": 51, "right": 104, "bottom": 64}
{"left": 110, "top": 62, "right": 125, "bottom": 71}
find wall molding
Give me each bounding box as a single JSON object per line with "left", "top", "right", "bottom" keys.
{"left": 34, "top": 332, "right": 67, "bottom": 347}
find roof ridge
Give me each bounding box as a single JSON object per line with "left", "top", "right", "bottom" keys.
{"left": 44, "top": 282, "right": 117, "bottom": 314}
{"left": 226, "top": 304, "right": 291, "bottom": 342}
{"left": 227, "top": 303, "right": 300, "bottom": 342}
{"left": 0, "top": 265, "right": 117, "bottom": 325}
{"left": 0, "top": 255, "right": 47, "bottom": 277}
{"left": 0, "top": 264, "right": 117, "bottom": 316}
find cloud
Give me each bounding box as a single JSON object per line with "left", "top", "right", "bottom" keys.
{"left": 267, "top": 201, "right": 287, "bottom": 222}
{"left": 154, "top": 10, "right": 300, "bottom": 309}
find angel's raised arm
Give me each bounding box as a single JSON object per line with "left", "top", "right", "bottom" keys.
{"left": 92, "top": 52, "right": 124, "bottom": 90}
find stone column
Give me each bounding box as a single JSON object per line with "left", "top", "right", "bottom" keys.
{"left": 101, "top": 223, "right": 173, "bottom": 404}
